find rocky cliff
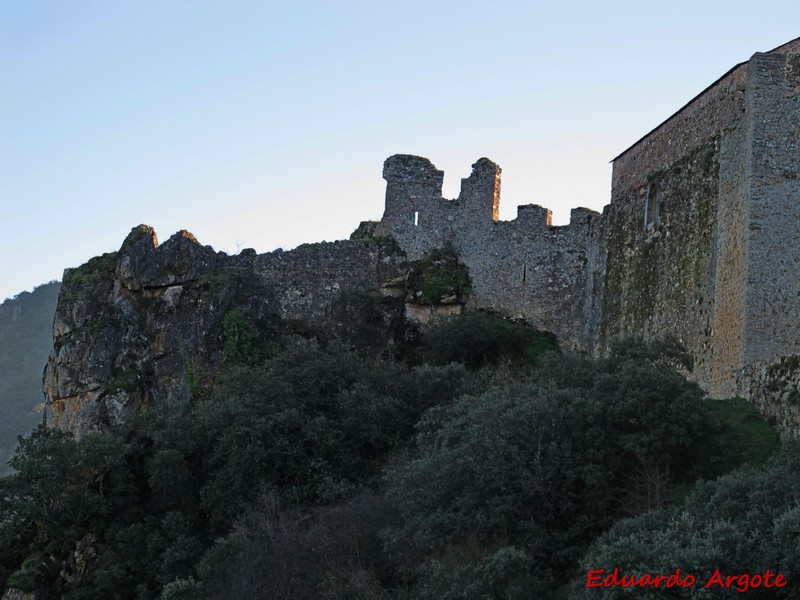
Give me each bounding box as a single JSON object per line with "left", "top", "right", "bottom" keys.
{"left": 43, "top": 225, "right": 408, "bottom": 436}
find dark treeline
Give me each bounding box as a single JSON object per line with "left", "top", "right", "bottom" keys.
{"left": 0, "top": 309, "right": 785, "bottom": 599}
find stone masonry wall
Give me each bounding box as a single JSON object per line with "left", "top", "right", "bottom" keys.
{"left": 254, "top": 240, "right": 404, "bottom": 323}
{"left": 743, "top": 50, "right": 800, "bottom": 367}
{"left": 380, "top": 155, "right": 600, "bottom": 351}
{"left": 611, "top": 64, "right": 746, "bottom": 194}
{"left": 601, "top": 141, "right": 720, "bottom": 387}
{"left": 459, "top": 208, "right": 600, "bottom": 352}
{"left": 709, "top": 105, "right": 750, "bottom": 397}
{"left": 380, "top": 155, "right": 500, "bottom": 261}
{"left": 737, "top": 355, "right": 800, "bottom": 438}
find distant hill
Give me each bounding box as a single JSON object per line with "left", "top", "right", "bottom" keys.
{"left": 0, "top": 281, "right": 60, "bottom": 475}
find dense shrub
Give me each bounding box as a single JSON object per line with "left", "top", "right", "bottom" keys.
{"left": 422, "top": 311, "right": 557, "bottom": 370}
{"left": 383, "top": 339, "right": 723, "bottom": 598}
{"left": 407, "top": 245, "right": 470, "bottom": 304}
{"left": 202, "top": 490, "right": 398, "bottom": 600}
{"left": 0, "top": 335, "right": 777, "bottom": 599}
{"left": 577, "top": 444, "right": 800, "bottom": 599}
{"left": 0, "top": 336, "right": 478, "bottom": 598}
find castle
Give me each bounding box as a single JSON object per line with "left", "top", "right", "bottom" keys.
{"left": 374, "top": 37, "right": 800, "bottom": 402}
{"left": 43, "top": 37, "right": 800, "bottom": 436}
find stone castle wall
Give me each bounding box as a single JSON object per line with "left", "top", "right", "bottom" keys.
{"left": 736, "top": 355, "right": 800, "bottom": 438}
{"left": 709, "top": 109, "right": 750, "bottom": 397}
{"left": 742, "top": 51, "right": 800, "bottom": 368}
{"left": 376, "top": 43, "right": 800, "bottom": 401}
{"left": 610, "top": 64, "right": 746, "bottom": 194}
{"left": 604, "top": 47, "right": 748, "bottom": 398}
{"left": 254, "top": 240, "right": 404, "bottom": 323}
{"left": 380, "top": 155, "right": 601, "bottom": 351}
{"left": 600, "top": 141, "right": 721, "bottom": 389}
{"left": 42, "top": 38, "right": 800, "bottom": 436}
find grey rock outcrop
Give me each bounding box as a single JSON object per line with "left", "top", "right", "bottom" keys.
{"left": 43, "top": 225, "right": 406, "bottom": 436}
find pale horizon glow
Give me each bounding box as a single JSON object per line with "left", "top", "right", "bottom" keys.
{"left": 3, "top": 1, "right": 800, "bottom": 301}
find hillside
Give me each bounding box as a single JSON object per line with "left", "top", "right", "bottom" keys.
{"left": 0, "top": 282, "right": 60, "bottom": 475}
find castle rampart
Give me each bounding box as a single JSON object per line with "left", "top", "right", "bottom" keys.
{"left": 599, "top": 40, "right": 800, "bottom": 398}
{"left": 376, "top": 39, "right": 800, "bottom": 399}
{"left": 41, "top": 37, "right": 800, "bottom": 436}
{"left": 381, "top": 155, "right": 601, "bottom": 351}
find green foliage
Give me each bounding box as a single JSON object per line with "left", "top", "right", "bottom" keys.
{"left": 384, "top": 338, "right": 722, "bottom": 597}
{"left": 578, "top": 443, "right": 800, "bottom": 599}
{"left": 184, "top": 356, "right": 214, "bottom": 404}
{"left": 220, "top": 308, "right": 259, "bottom": 367}
{"left": 708, "top": 397, "right": 780, "bottom": 472}
{"left": 422, "top": 311, "right": 557, "bottom": 370}
{"left": 0, "top": 334, "right": 481, "bottom": 597}
{"left": 349, "top": 221, "right": 404, "bottom": 255}
{"left": 1, "top": 427, "right": 102, "bottom": 595}
{"left": 202, "top": 490, "right": 397, "bottom": 600}
{"left": 407, "top": 245, "right": 470, "bottom": 304}
{"left": 194, "top": 338, "right": 476, "bottom": 525}
{"left": 108, "top": 367, "right": 138, "bottom": 394}
{"left": 386, "top": 385, "right": 583, "bottom": 596}
{"left": 693, "top": 142, "right": 717, "bottom": 176}
{"left": 1, "top": 328, "right": 779, "bottom": 599}
{"left": 159, "top": 578, "right": 204, "bottom": 600}
{"left": 608, "top": 334, "right": 693, "bottom": 371}
{"left": 767, "top": 353, "right": 800, "bottom": 378}
{"left": 61, "top": 253, "right": 117, "bottom": 300}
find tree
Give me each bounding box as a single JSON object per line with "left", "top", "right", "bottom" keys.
{"left": 383, "top": 339, "right": 721, "bottom": 598}
{"left": 578, "top": 444, "right": 800, "bottom": 599}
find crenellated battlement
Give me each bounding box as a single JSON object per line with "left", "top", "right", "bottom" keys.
{"left": 378, "top": 155, "right": 602, "bottom": 351}
{"left": 514, "top": 204, "right": 552, "bottom": 228}
{"left": 381, "top": 155, "right": 600, "bottom": 260}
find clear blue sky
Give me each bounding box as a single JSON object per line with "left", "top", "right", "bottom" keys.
{"left": 3, "top": 1, "right": 800, "bottom": 301}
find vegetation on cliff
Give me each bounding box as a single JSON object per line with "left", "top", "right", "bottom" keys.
{"left": 407, "top": 244, "right": 470, "bottom": 305}
{"left": 0, "top": 308, "right": 780, "bottom": 599}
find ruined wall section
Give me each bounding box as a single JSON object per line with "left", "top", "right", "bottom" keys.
{"left": 458, "top": 207, "right": 600, "bottom": 351}
{"left": 43, "top": 225, "right": 407, "bottom": 436}
{"left": 380, "top": 155, "right": 501, "bottom": 261}
{"left": 380, "top": 155, "right": 458, "bottom": 260}
{"left": 455, "top": 157, "right": 501, "bottom": 231}
{"left": 742, "top": 50, "right": 800, "bottom": 367}
{"left": 381, "top": 154, "right": 601, "bottom": 351}
{"left": 254, "top": 240, "right": 406, "bottom": 323}
{"left": 602, "top": 143, "right": 721, "bottom": 388}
